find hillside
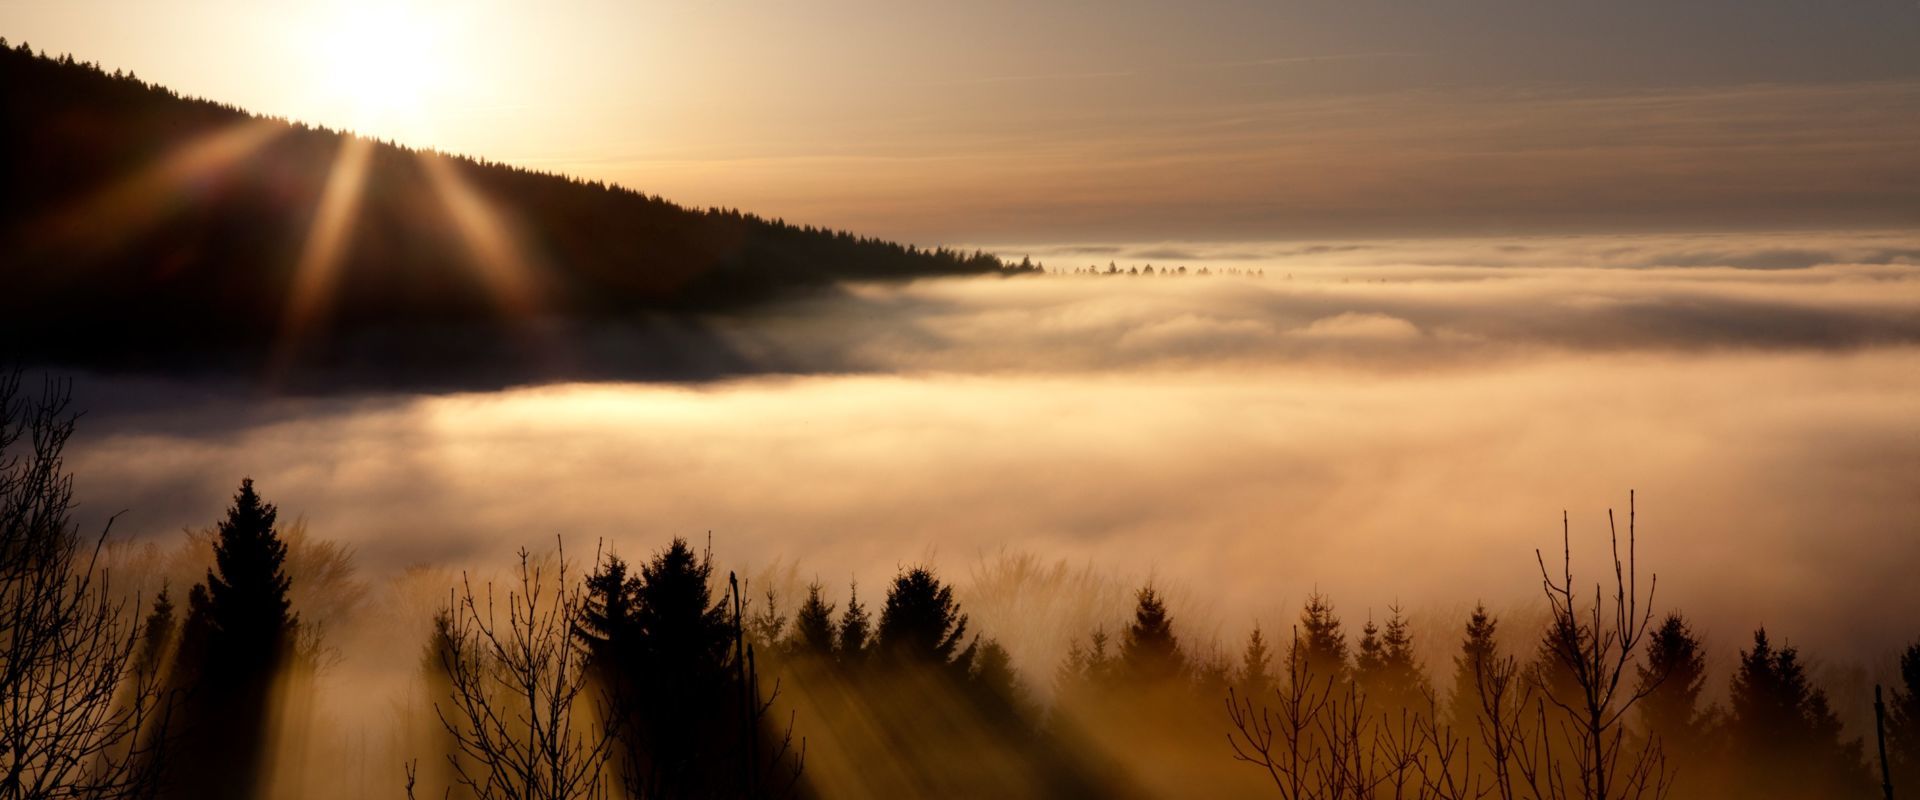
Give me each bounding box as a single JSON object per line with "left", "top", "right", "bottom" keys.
{"left": 0, "top": 42, "right": 1022, "bottom": 376}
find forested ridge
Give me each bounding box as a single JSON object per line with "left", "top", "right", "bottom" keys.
{"left": 0, "top": 42, "right": 1025, "bottom": 372}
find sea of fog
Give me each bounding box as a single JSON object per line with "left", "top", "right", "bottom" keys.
{"left": 58, "top": 229, "right": 1920, "bottom": 717}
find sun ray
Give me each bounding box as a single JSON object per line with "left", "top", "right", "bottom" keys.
{"left": 417, "top": 152, "right": 547, "bottom": 320}
{"left": 273, "top": 136, "right": 374, "bottom": 371}
{"left": 26, "top": 120, "right": 284, "bottom": 259}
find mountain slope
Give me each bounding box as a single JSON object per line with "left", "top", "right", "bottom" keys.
{"left": 0, "top": 42, "right": 1022, "bottom": 373}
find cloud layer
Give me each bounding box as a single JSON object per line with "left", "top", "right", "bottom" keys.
{"left": 59, "top": 232, "right": 1920, "bottom": 688}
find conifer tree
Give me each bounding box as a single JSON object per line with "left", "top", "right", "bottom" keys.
{"left": 203, "top": 478, "right": 296, "bottom": 670}
{"left": 836, "top": 581, "right": 871, "bottom": 667}
{"left": 134, "top": 585, "right": 176, "bottom": 679}
{"left": 1355, "top": 618, "right": 1385, "bottom": 685}
{"left": 876, "top": 567, "right": 974, "bottom": 674}
{"left": 165, "top": 478, "right": 299, "bottom": 800}
{"left": 1449, "top": 603, "right": 1499, "bottom": 728}
{"left": 787, "top": 581, "right": 837, "bottom": 659}
{"left": 1356, "top": 605, "right": 1427, "bottom": 714}
{"left": 1290, "top": 592, "right": 1349, "bottom": 688}
{"left": 1635, "top": 613, "right": 1710, "bottom": 759}
{"left": 970, "top": 638, "right": 1034, "bottom": 723}
{"left": 1726, "top": 628, "right": 1872, "bottom": 799}
{"left": 1237, "top": 625, "right": 1274, "bottom": 699}
{"left": 1118, "top": 586, "right": 1186, "bottom": 685}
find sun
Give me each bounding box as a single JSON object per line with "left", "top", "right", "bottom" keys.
{"left": 302, "top": 3, "right": 452, "bottom": 138}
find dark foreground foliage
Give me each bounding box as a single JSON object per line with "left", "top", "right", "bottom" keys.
{"left": 4, "top": 378, "right": 1916, "bottom": 799}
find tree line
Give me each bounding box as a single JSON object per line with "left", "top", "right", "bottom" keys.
{"left": 5, "top": 374, "right": 1919, "bottom": 798}
{"left": 0, "top": 43, "right": 1039, "bottom": 377}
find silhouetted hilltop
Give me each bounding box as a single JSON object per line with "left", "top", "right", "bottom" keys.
{"left": 0, "top": 42, "right": 1025, "bottom": 375}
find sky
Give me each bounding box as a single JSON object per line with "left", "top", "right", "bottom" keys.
{"left": 5, "top": 0, "right": 1918, "bottom": 243}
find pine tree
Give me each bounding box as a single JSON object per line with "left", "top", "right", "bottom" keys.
{"left": 582, "top": 537, "right": 739, "bottom": 796}
{"left": 1291, "top": 592, "right": 1349, "bottom": 689}
{"left": 1237, "top": 625, "right": 1274, "bottom": 699}
{"left": 970, "top": 638, "right": 1034, "bottom": 723}
{"left": 1726, "top": 628, "right": 1872, "bottom": 799}
{"left": 1449, "top": 603, "right": 1499, "bottom": 728}
{"left": 1355, "top": 618, "right": 1385, "bottom": 687}
{"left": 203, "top": 478, "right": 296, "bottom": 671}
{"left": 163, "top": 478, "right": 299, "bottom": 800}
{"left": 876, "top": 567, "right": 974, "bottom": 674}
{"left": 837, "top": 581, "right": 871, "bottom": 667}
{"left": 1635, "top": 613, "right": 1710, "bottom": 759}
{"left": 1118, "top": 586, "right": 1185, "bottom": 684}
{"left": 787, "top": 581, "right": 837, "bottom": 659}
{"left": 1056, "top": 628, "right": 1117, "bottom": 706}
{"left": 134, "top": 584, "right": 176, "bottom": 679}
{"left": 1359, "top": 605, "right": 1427, "bottom": 714}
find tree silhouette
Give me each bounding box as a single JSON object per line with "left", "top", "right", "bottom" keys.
{"left": 1726, "top": 628, "right": 1870, "bottom": 799}
{"left": 1118, "top": 586, "right": 1186, "bottom": 685}
{"left": 1449, "top": 603, "right": 1499, "bottom": 729}
{"left": 1056, "top": 628, "right": 1117, "bottom": 705}
{"left": 835, "top": 581, "right": 871, "bottom": 669}
{"left": 786, "top": 581, "right": 836, "bottom": 660}
{"left": 572, "top": 538, "right": 740, "bottom": 796}
{"left": 430, "top": 547, "right": 612, "bottom": 800}
{"left": 203, "top": 479, "right": 297, "bottom": 670}
{"left": 0, "top": 373, "right": 165, "bottom": 799}
{"left": 969, "top": 638, "right": 1036, "bottom": 724}
{"left": 876, "top": 567, "right": 974, "bottom": 674}
{"left": 1238, "top": 625, "right": 1275, "bottom": 699}
{"left": 164, "top": 478, "right": 299, "bottom": 800}
{"left": 1634, "top": 614, "right": 1711, "bottom": 767}
{"left": 1290, "top": 593, "right": 1349, "bottom": 690}
{"left": 1355, "top": 605, "right": 1426, "bottom": 716}
{"left": 1888, "top": 639, "right": 1920, "bottom": 793}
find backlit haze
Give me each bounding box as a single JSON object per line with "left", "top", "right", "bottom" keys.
{"left": 5, "top": 3, "right": 1919, "bottom": 796}
{"left": 7, "top": 0, "right": 1919, "bottom": 241}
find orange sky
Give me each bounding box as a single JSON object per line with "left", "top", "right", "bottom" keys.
{"left": 6, "top": 0, "right": 1918, "bottom": 242}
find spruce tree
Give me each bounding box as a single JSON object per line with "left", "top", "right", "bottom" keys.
{"left": 134, "top": 584, "right": 176, "bottom": 679}
{"left": 1726, "top": 628, "right": 1872, "bottom": 799}
{"left": 787, "top": 581, "right": 837, "bottom": 659}
{"left": 876, "top": 567, "right": 973, "bottom": 674}
{"left": 1635, "top": 614, "right": 1710, "bottom": 758}
{"left": 1291, "top": 592, "right": 1349, "bottom": 689}
{"left": 1449, "top": 603, "right": 1499, "bottom": 728}
{"left": 970, "top": 638, "right": 1034, "bottom": 722}
{"left": 1355, "top": 618, "right": 1385, "bottom": 687}
{"left": 1118, "top": 586, "right": 1185, "bottom": 685}
{"left": 1237, "top": 625, "right": 1274, "bottom": 699}
{"left": 203, "top": 478, "right": 296, "bottom": 671}
{"left": 837, "top": 581, "right": 871, "bottom": 667}
{"left": 1360, "top": 605, "right": 1427, "bottom": 714}
{"left": 163, "top": 478, "right": 298, "bottom": 800}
